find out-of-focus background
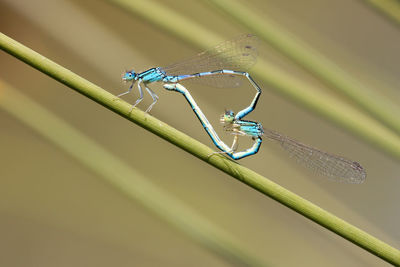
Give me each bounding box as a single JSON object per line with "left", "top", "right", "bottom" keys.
{"left": 1, "top": 0, "right": 399, "bottom": 266}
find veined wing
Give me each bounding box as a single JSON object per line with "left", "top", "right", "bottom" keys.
{"left": 263, "top": 128, "right": 366, "bottom": 183}
{"left": 162, "top": 34, "right": 258, "bottom": 88}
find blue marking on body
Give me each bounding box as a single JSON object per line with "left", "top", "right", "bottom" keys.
{"left": 230, "top": 137, "right": 262, "bottom": 160}
{"left": 164, "top": 83, "right": 232, "bottom": 154}
{"left": 119, "top": 34, "right": 262, "bottom": 113}
{"left": 235, "top": 74, "right": 261, "bottom": 120}
{"left": 163, "top": 75, "right": 191, "bottom": 83}
{"left": 138, "top": 67, "right": 165, "bottom": 83}
{"left": 237, "top": 121, "right": 263, "bottom": 137}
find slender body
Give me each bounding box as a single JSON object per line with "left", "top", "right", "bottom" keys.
{"left": 118, "top": 34, "right": 260, "bottom": 112}
{"left": 165, "top": 83, "right": 366, "bottom": 184}
{"left": 164, "top": 83, "right": 262, "bottom": 160}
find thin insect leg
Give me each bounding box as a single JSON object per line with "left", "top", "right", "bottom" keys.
{"left": 163, "top": 83, "right": 262, "bottom": 160}
{"left": 128, "top": 80, "right": 144, "bottom": 112}
{"left": 230, "top": 135, "right": 239, "bottom": 151}
{"left": 134, "top": 80, "right": 144, "bottom": 106}
{"left": 209, "top": 135, "right": 262, "bottom": 159}
{"left": 232, "top": 137, "right": 262, "bottom": 159}
{"left": 208, "top": 135, "right": 239, "bottom": 157}
{"left": 144, "top": 86, "right": 159, "bottom": 113}
{"left": 175, "top": 70, "right": 261, "bottom": 119}
{"left": 117, "top": 81, "right": 135, "bottom": 97}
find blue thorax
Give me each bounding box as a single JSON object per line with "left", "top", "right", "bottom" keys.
{"left": 236, "top": 120, "right": 264, "bottom": 137}
{"left": 138, "top": 68, "right": 166, "bottom": 83}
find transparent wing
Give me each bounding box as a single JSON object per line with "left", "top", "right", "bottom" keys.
{"left": 161, "top": 34, "right": 258, "bottom": 88}
{"left": 179, "top": 75, "right": 243, "bottom": 88}
{"left": 263, "top": 128, "right": 366, "bottom": 183}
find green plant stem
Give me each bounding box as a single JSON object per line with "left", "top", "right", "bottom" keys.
{"left": 106, "top": 0, "right": 400, "bottom": 163}
{"left": 1, "top": 32, "right": 399, "bottom": 266}
{"left": 206, "top": 0, "right": 400, "bottom": 136}
{"left": 364, "top": 0, "right": 400, "bottom": 26}
{"left": 0, "top": 81, "right": 268, "bottom": 267}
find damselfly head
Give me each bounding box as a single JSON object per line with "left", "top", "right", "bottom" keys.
{"left": 122, "top": 70, "right": 137, "bottom": 82}
{"left": 220, "top": 109, "right": 235, "bottom": 124}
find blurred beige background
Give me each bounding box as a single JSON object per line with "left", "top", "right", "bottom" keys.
{"left": 0, "top": 0, "right": 399, "bottom": 266}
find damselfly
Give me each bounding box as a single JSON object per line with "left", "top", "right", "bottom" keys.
{"left": 164, "top": 83, "right": 366, "bottom": 183}
{"left": 119, "top": 34, "right": 261, "bottom": 113}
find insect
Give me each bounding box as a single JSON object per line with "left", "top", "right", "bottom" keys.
{"left": 164, "top": 83, "right": 366, "bottom": 183}
{"left": 118, "top": 34, "right": 261, "bottom": 112}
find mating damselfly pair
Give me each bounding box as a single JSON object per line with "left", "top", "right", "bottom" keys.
{"left": 118, "top": 34, "right": 366, "bottom": 183}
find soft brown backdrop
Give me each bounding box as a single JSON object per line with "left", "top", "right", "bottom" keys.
{"left": 1, "top": 0, "right": 399, "bottom": 266}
